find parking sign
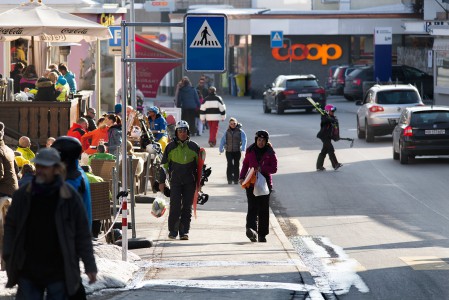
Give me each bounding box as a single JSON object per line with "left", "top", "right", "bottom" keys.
{"left": 184, "top": 14, "right": 227, "bottom": 72}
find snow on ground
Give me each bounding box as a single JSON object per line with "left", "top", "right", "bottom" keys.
{"left": 0, "top": 243, "right": 143, "bottom": 298}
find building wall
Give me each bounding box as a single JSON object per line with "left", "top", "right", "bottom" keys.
{"left": 351, "top": 0, "right": 404, "bottom": 10}
{"left": 251, "top": 35, "right": 351, "bottom": 99}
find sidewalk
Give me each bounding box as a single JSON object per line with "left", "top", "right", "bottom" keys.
{"left": 96, "top": 132, "right": 323, "bottom": 300}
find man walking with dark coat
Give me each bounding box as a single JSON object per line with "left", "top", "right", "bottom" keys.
{"left": 177, "top": 77, "right": 201, "bottom": 136}
{"left": 3, "top": 148, "right": 97, "bottom": 298}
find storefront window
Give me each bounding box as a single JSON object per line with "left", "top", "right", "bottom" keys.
{"left": 435, "top": 50, "right": 449, "bottom": 88}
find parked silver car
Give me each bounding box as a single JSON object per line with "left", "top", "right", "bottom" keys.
{"left": 356, "top": 84, "right": 424, "bottom": 142}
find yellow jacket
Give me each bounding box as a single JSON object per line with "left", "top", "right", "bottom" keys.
{"left": 16, "top": 147, "right": 35, "bottom": 161}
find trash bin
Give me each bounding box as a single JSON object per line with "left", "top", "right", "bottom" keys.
{"left": 234, "top": 74, "right": 246, "bottom": 97}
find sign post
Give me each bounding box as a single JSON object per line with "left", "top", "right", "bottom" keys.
{"left": 184, "top": 14, "right": 227, "bottom": 72}
{"left": 374, "top": 27, "right": 392, "bottom": 82}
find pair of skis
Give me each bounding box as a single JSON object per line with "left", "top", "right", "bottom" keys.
{"left": 306, "top": 97, "right": 355, "bottom": 148}
{"left": 193, "top": 148, "right": 206, "bottom": 218}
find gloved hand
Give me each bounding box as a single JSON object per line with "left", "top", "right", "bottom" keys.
{"left": 221, "top": 116, "right": 225, "bottom": 121}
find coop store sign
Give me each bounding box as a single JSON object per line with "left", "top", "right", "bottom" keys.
{"left": 272, "top": 43, "right": 342, "bottom": 65}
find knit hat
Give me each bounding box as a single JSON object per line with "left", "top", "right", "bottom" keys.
{"left": 57, "top": 75, "right": 67, "bottom": 86}
{"left": 148, "top": 106, "right": 159, "bottom": 114}
{"left": 0, "top": 122, "right": 4, "bottom": 140}
{"left": 115, "top": 103, "right": 122, "bottom": 114}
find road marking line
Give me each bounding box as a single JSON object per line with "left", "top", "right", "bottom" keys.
{"left": 145, "top": 260, "right": 303, "bottom": 268}
{"left": 400, "top": 256, "right": 449, "bottom": 270}
{"left": 137, "top": 279, "right": 320, "bottom": 294}
{"left": 290, "top": 218, "right": 309, "bottom": 236}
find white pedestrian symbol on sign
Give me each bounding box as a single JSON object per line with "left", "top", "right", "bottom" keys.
{"left": 272, "top": 32, "right": 282, "bottom": 41}
{"left": 190, "top": 20, "right": 221, "bottom": 48}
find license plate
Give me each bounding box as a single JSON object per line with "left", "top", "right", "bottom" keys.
{"left": 298, "top": 93, "right": 312, "bottom": 98}
{"left": 425, "top": 129, "right": 446, "bottom": 134}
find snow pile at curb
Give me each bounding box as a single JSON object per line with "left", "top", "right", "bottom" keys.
{"left": 0, "top": 243, "right": 142, "bottom": 297}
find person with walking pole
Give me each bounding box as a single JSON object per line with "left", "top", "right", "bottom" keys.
{"left": 316, "top": 104, "right": 343, "bottom": 171}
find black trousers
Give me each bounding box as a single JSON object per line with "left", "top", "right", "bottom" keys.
{"left": 168, "top": 181, "right": 196, "bottom": 236}
{"left": 245, "top": 187, "right": 270, "bottom": 237}
{"left": 181, "top": 108, "right": 197, "bottom": 135}
{"left": 317, "top": 138, "right": 339, "bottom": 168}
{"left": 225, "top": 151, "right": 241, "bottom": 182}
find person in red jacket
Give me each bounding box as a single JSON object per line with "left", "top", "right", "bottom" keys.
{"left": 239, "top": 130, "right": 277, "bottom": 243}
{"left": 67, "top": 118, "right": 88, "bottom": 149}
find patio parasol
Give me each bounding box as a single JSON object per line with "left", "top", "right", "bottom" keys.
{"left": 0, "top": 0, "right": 112, "bottom": 43}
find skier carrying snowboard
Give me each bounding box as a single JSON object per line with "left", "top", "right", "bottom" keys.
{"left": 316, "top": 104, "right": 343, "bottom": 171}
{"left": 158, "top": 120, "right": 200, "bottom": 240}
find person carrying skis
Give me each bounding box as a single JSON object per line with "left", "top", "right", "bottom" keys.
{"left": 158, "top": 120, "right": 200, "bottom": 241}
{"left": 316, "top": 104, "right": 343, "bottom": 171}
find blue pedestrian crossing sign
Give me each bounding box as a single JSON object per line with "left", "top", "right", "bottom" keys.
{"left": 185, "top": 14, "right": 227, "bottom": 72}
{"left": 271, "top": 31, "right": 283, "bottom": 48}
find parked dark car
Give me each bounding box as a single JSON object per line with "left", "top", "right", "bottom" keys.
{"left": 344, "top": 65, "right": 434, "bottom": 101}
{"left": 329, "top": 65, "right": 363, "bottom": 96}
{"left": 263, "top": 74, "right": 326, "bottom": 114}
{"left": 392, "top": 106, "right": 449, "bottom": 164}
{"left": 325, "top": 65, "right": 339, "bottom": 91}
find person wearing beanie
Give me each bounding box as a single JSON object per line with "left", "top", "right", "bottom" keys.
{"left": 219, "top": 117, "right": 247, "bottom": 184}
{"left": 316, "top": 104, "right": 342, "bottom": 171}
{"left": 239, "top": 130, "right": 277, "bottom": 243}
{"left": 0, "top": 122, "right": 19, "bottom": 197}
{"left": 147, "top": 106, "right": 168, "bottom": 151}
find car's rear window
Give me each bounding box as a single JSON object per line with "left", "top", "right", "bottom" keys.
{"left": 286, "top": 79, "right": 318, "bottom": 89}
{"left": 411, "top": 111, "right": 449, "bottom": 126}
{"left": 376, "top": 90, "right": 421, "bottom": 104}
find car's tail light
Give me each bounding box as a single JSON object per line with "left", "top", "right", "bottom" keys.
{"left": 352, "top": 78, "right": 362, "bottom": 86}
{"left": 403, "top": 126, "right": 413, "bottom": 137}
{"left": 282, "top": 89, "right": 296, "bottom": 96}
{"left": 314, "top": 88, "right": 325, "bottom": 95}
{"left": 369, "top": 106, "right": 384, "bottom": 112}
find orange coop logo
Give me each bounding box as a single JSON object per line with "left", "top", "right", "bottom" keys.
{"left": 272, "top": 43, "right": 342, "bottom": 65}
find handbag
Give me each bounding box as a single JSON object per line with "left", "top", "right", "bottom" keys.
{"left": 253, "top": 171, "right": 270, "bottom": 196}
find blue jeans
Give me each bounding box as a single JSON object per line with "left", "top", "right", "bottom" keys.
{"left": 16, "top": 277, "right": 67, "bottom": 300}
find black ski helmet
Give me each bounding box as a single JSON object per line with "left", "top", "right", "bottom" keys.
{"left": 51, "top": 136, "right": 83, "bottom": 163}
{"left": 255, "top": 130, "right": 269, "bottom": 143}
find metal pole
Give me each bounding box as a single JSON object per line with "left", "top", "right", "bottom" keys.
{"left": 130, "top": 0, "right": 136, "bottom": 108}
{"left": 128, "top": 155, "right": 136, "bottom": 239}
{"left": 283, "top": 38, "right": 292, "bottom": 75}
{"left": 120, "top": 20, "right": 128, "bottom": 262}
{"left": 96, "top": 39, "right": 101, "bottom": 116}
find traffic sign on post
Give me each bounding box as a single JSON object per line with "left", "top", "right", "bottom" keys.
{"left": 271, "top": 31, "right": 283, "bottom": 48}
{"left": 108, "top": 26, "right": 128, "bottom": 55}
{"left": 109, "top": 26, "right": 128, "bottom": 47}
{"left": 184, "top": 14, "right": 227, "bottom": 72}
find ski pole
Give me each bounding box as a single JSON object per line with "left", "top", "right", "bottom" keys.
{"left": 339, "top": 137, "right": 354, "bottom": 148}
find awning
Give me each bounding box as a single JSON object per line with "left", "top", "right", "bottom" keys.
{"left": 433, "top": 38, "right": 449, "bottom": 51}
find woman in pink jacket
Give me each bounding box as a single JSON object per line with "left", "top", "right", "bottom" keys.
{"left": 239, "top": 130, "right": 277, "bottom": 243}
